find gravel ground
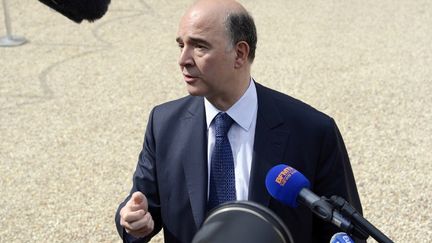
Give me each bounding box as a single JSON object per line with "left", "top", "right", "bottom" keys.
{"left": 1, "top": 0, "right": 431, "bottom": 242}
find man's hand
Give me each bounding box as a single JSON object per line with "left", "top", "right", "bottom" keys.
{"left": 119, "top": 191, "right": 155, "bottom": 238}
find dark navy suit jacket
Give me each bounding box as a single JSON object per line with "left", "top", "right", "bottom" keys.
{"left": 115, "top": 82, "right": 363, "bottom": 243}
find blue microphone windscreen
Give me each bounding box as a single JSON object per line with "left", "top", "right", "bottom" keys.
{"left": 265, "top": 164, "right": 310, "bottom": 207}
{"left": 330, "top": 232, "right": 354, "bottom": 243}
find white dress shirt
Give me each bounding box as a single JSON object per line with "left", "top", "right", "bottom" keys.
{"left": 204, "top": 80, "right": 258, "bottom": 200}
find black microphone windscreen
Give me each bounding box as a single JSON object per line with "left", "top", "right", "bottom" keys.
{"left": 193, "top": 201, "right": 294, "bottom": 243}
{"left": 39, "top": 0, "right": 111, "bottom": 23}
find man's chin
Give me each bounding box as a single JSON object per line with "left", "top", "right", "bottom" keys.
{"left": 186, "top": 85, "right": 205, "bottom": 97}
{"left": 187, "top": 90, "right": 204, "bottom": 97}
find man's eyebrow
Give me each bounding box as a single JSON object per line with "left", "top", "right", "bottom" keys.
{"left": 189, "top": 37, "right": 211, "bottom": 46}
{"left": 175, "top": 36, "right": 211, "bottom": 46}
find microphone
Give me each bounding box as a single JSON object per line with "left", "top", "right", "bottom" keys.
{"left": 330, "top": 232, "right": 354, "bottom": 243}
{"left": 265, "top": 164, "right": 353, "bottom": 232}
{"left": 266, "top": 164, "right": 394, "bottom": 243}
{"left": 39, "top": 0, "right": 111, "bottom": 23}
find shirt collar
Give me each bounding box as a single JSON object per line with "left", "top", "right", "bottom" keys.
{"left": 205, "top": 79, "right": 257, "bottom": 131}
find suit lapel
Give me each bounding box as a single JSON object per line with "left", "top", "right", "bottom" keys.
{"left": 180, "top": 97, "right": 208, "bottom": 229}
{"left": 248, "top": 83, "right": 291, "bottom": 206}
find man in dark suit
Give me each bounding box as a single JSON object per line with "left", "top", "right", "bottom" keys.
{"left": 115, "top": 0, "right": 363, "bottom": 242}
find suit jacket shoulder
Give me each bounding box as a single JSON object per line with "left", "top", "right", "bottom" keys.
{"left": 255, "top": 82, "right": 335, "bottom": 136}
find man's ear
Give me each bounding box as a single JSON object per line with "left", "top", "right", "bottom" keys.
{"left": 234, "top": 41, "right": 250, "bottom": 68}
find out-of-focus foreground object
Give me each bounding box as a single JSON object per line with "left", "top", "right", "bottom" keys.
{"left": 38, "top": 0, "right": 111, "bottom": 23}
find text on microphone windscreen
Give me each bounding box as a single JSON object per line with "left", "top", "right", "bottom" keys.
{"left": 265, "top": 164, "right": 311, "bottom": 207}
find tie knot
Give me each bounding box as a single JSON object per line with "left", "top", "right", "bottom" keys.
{"left": 214, "top": 112, "right": 234, "bottom": 137}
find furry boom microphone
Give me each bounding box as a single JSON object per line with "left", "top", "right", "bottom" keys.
{"left": 39, "top": 0, "right": 111, "bottom": 23}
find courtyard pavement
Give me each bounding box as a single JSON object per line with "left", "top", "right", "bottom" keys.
{"left": 1, "top": 0, "right": 431, "bottom": 242}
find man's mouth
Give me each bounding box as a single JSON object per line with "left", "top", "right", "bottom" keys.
{"left": 183, "top": 74, "right": 199, "bottom": 83}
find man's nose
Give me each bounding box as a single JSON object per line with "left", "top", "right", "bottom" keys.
{"left": 178, "top": 46, "right": 194, "bottom": 67}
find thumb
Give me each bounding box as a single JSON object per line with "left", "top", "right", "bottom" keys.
{"left": 131, "top": 191, "right": 148, "bottom": 210}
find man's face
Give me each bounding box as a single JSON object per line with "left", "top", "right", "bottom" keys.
{"left": 176, "top": 8, "right": 237, "bottom": 100}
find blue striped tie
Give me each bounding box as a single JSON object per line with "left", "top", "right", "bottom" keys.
{"left": 208, "top": 112, "right": 236, "bottom": 210}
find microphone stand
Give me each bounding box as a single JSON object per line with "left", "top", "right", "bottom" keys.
{"left": 301, "top": 194, "right": 368, "bottom": 241}
{"left": 1, "top": 0, "right": 27, "bottom": 47}
{"left": 329, "top": 196, "right": 394, "bottom": 243}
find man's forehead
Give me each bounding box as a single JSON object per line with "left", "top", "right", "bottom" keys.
{"left": 182, "top": 8, "right": 222, "bottom": 29}
{"left": 177, "top": 9, "right": 225, "bottom": 38}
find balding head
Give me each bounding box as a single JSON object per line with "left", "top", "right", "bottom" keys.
{"left": 186, "top": 0, "right": 247, "bottom": 17}
{"left": 183, "top": 0, "right": 257, "bottom": 62}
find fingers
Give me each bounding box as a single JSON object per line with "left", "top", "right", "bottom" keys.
{"left": 119, "top": 191, "right": 154, "bottom": 238}
{"left": 123, "top": 212, "right": 155, "bottom": 238}
{"left": 123, "top": 209, "right": 146, "bottom": 222}
{"left": 128, "top": 212, "right": 154, "bottom": 231}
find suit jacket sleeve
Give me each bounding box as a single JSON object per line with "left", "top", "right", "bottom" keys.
{"left": 312, "top": 118, "right": 365, "bottom": 243}
{"left": 115, "top": 108, "right": 163, "bottom": 242}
